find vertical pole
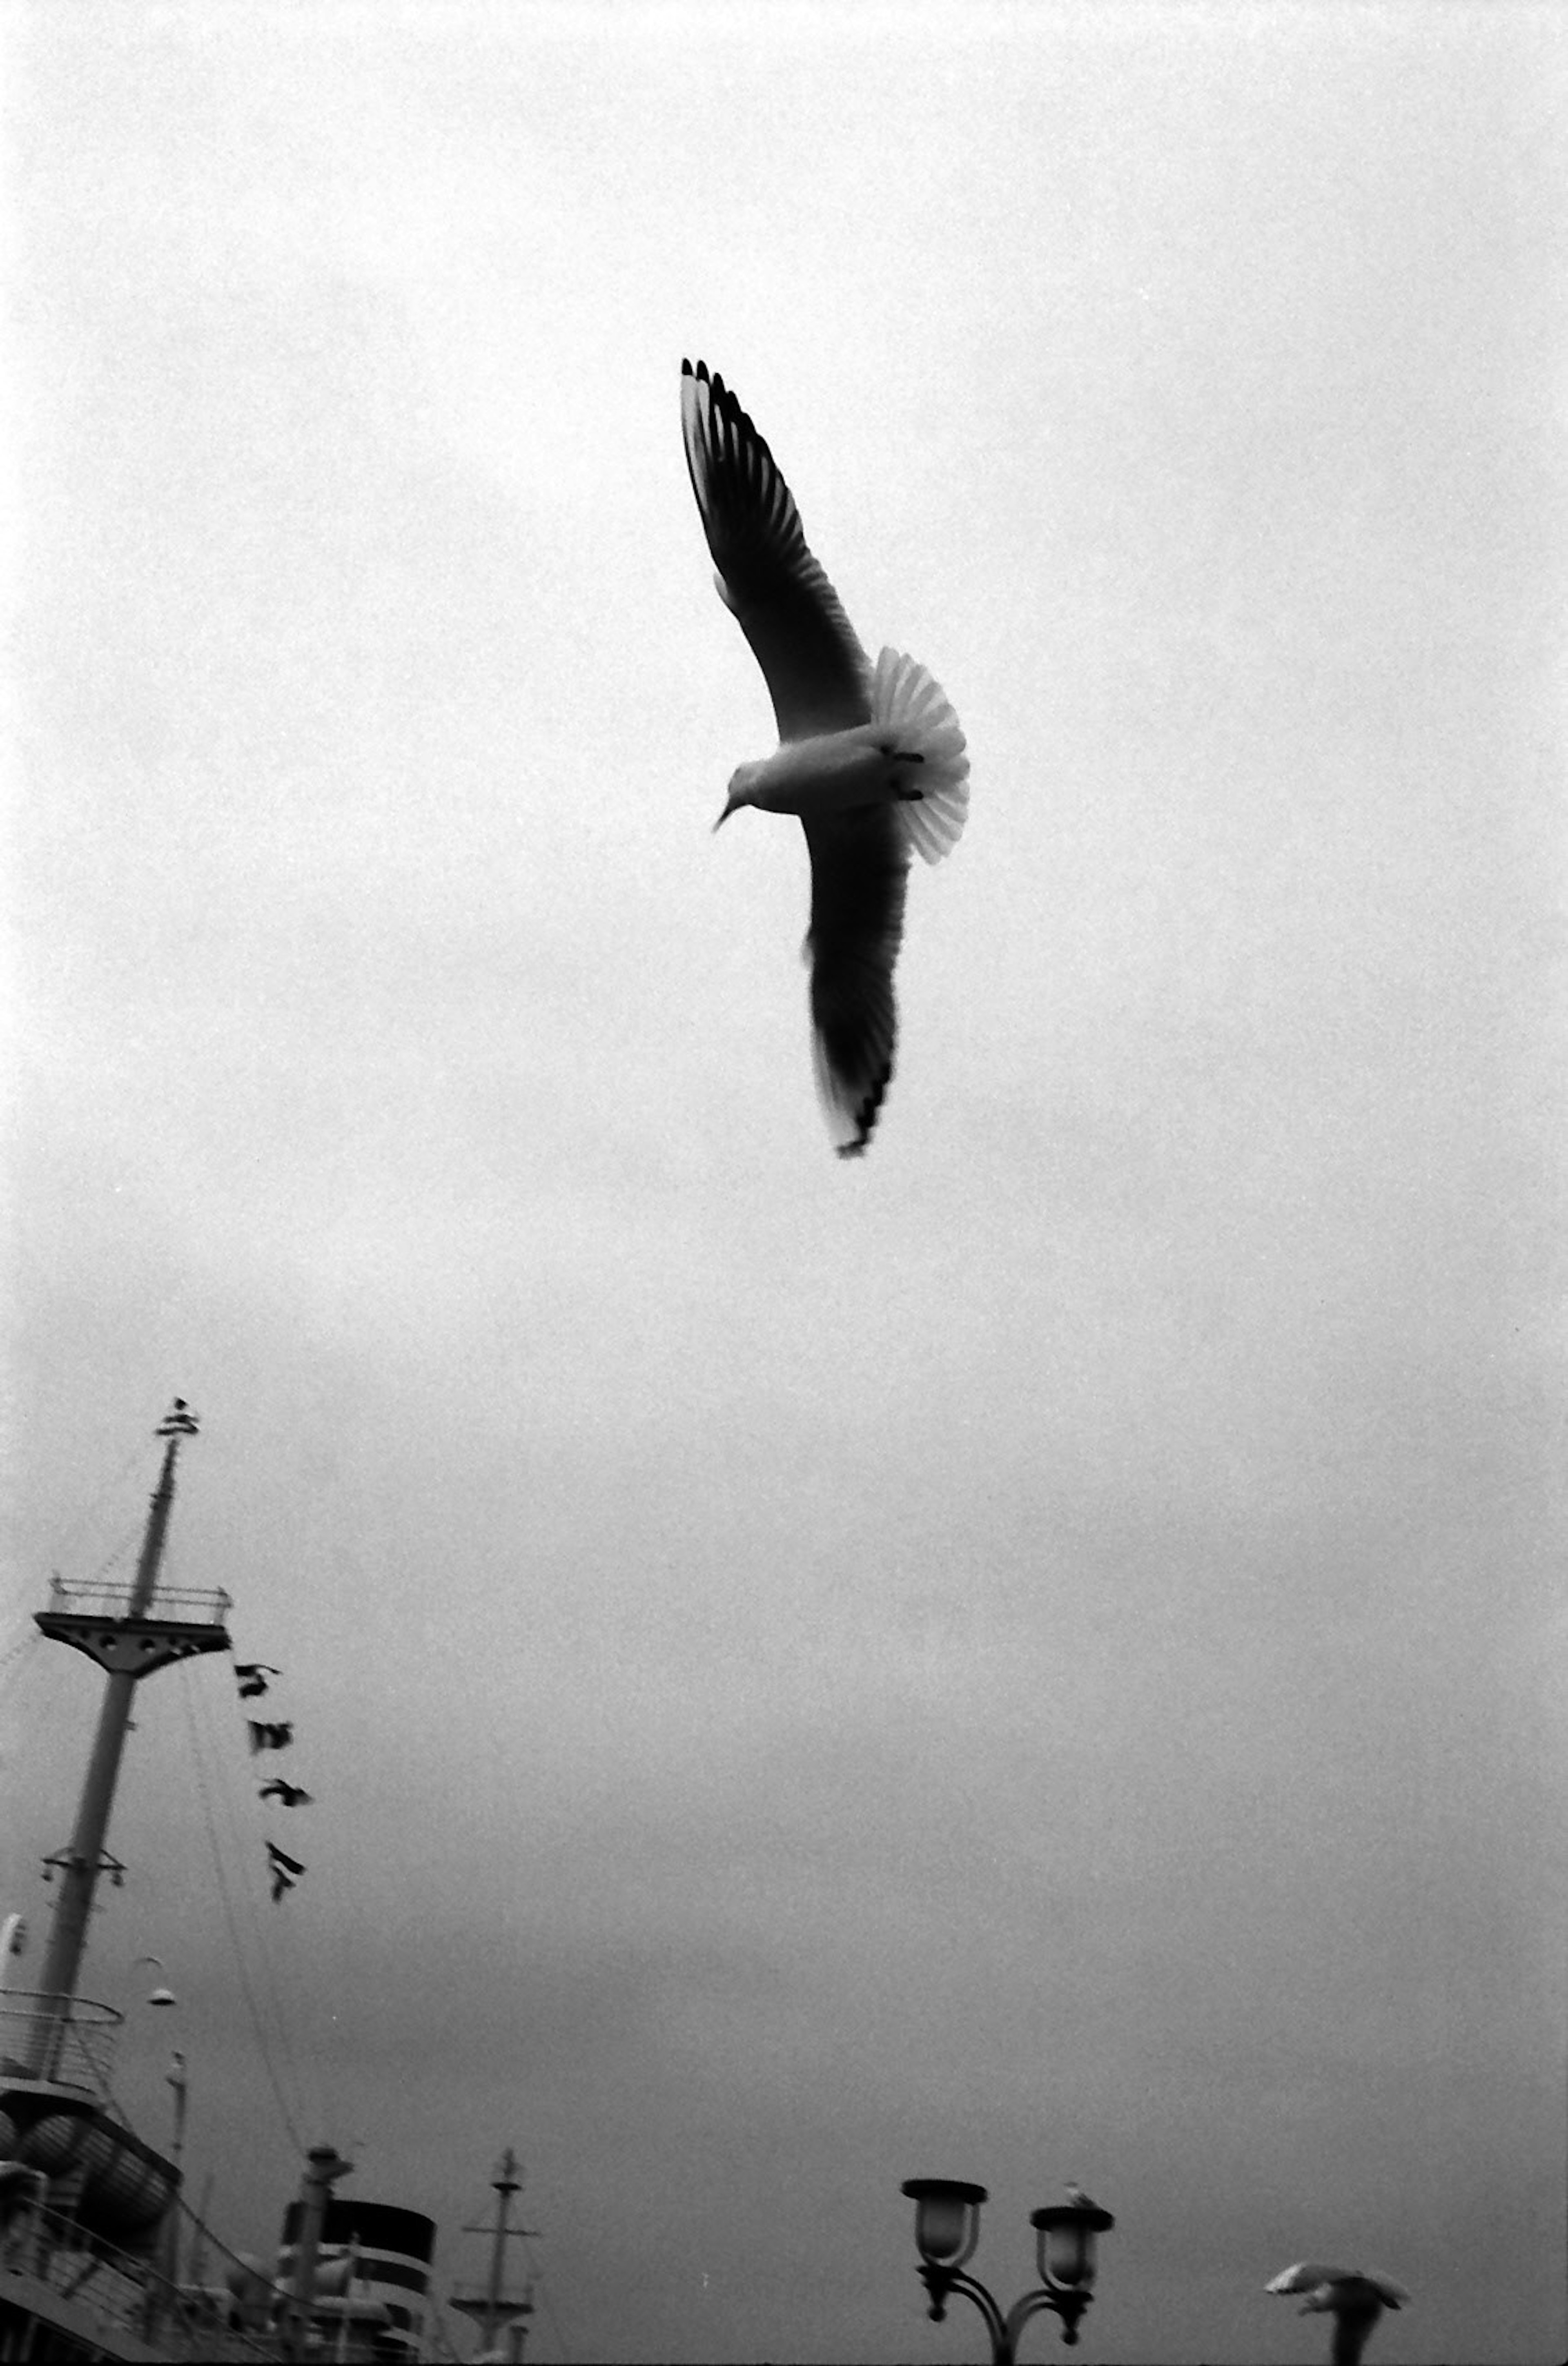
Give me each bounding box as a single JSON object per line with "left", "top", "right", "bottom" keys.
{"left": 487, "top": 2150, "right": 521, "bottom": 2341}
{"left": 287, "top": 2145, "right": 352, "bottom": 2364}
{"left": 27, "top": 1428, "right": 185, "bottom": 2077}
{"left": 141, "top": 2046, "right": 189, "bottom": 2349}
{"left": 332, "top": 2239, "right": 358, "bottom": 2365}
{"left": 166, "top": 2051, "right": 188, "bottom": 2285}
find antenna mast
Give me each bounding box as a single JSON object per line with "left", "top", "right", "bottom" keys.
{"left": 450, "top": 2148, "right": 537, "bottom": 2360}
{"left": 27, "top": 1400, "right": 232, "bottom": 2074}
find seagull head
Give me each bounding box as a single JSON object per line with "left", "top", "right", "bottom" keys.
{"left": 713, "top": 762, "right": 764, "bottom": 832}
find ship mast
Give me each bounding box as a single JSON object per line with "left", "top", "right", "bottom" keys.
{"left": 27, "top": 1399, "right": 232, "bottom": 2076}
{"left": 450, "top": 2148, "right": 536, "bottom": 2360}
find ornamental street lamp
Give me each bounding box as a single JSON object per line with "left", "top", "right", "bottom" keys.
{"left": 900, "top": 2179, "right": 1114, "bottom": 2360}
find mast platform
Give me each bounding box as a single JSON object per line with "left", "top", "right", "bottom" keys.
{"left": 36, "top": 1576, "right": 232, "bottom": 1677}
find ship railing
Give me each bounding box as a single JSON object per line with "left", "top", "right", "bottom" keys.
{"left": 0, "top": 2194, "right": 283, "bottom": 2362}
{"left": 42, "top": 1574, "right": 234, "bottom": 1624}
{"left": 0, "top": 1991, "right": 121, "bottom": 2093}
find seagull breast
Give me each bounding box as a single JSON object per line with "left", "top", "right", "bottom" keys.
{"left": 733, "top": 728, "right": 927, "bottom": 819}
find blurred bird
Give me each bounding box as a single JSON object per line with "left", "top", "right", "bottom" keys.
{"left": 1064, "top": 2183, "right": 1101, "bottom": 2212}
{"left": 258, "top": 1778, "right": 313, "bottom": 1807}
{"left": 1266, "top": 2263, "right": 1410, "bottom": 2365}
{"left": 265, "top": 1842, "right": 305, "bottom": 1903}
{"left": 681, "top": 359, "right": 969, "bottom": 1157}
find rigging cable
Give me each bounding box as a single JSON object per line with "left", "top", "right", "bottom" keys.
{"left": 33, "top": 1428, "right": 153, "bottom": 1574}
{"left": 521, "top": 2242, "right": 574, "bottom": 2364}
{"left": 84, "top": 1519, "right": 145, "bottom": 1588}
{"left": 178, "top": 1661, "right": 308, "bottom": 2156}
{"left": 186, "top": 1652, "right": 320, "bottom": 2142}
{"left": 0, "top": 1622, "right": 41, "bottom": 1710}
{"left": 212, "top": 1646, "right": 349, "bottom": 2145}
{"left": 188, "top": 1646, "right": 348, "bottom": 2148}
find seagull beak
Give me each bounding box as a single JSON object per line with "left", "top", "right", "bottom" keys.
{"left": 712, "top": 799, "right": 736, "bottom": 833}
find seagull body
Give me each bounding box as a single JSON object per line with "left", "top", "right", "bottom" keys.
{"left": 681, "top": 358, "right": 969, "bottom": 1156}
{"left": 722, "top": 724, "right": 924, "bottom": 824}
{"left": 1267, "top": 2263, "right": 1410, "bottom": 2365}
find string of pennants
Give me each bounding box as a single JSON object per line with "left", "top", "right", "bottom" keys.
{"left": 233, "top": 1661, "right": 313, "bottom": 1901}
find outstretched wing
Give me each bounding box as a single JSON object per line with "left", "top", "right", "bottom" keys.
{"left": 804, "top": 806, "right": 909, "bottom": 1156}
{"left": 682, "top": 359, "right": 870, "bottom": 741}
{"left": 1267, "top": 2264, "right": 1354, "bottom": 2295}
{"left": 1267, "top": 2264, "right": 1405, "bottom": 2311}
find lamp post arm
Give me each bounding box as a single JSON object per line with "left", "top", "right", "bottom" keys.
{"left": 1004, "top": 2282, "right": 1093, "bottom": 2352}
{"left": 917, "top": 2264, "right": 1011, "bottom": 2360}
{"left": 1002, "top": 2289, "right": 1054, "bottom": 2357}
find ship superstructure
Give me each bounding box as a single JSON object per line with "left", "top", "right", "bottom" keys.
{"left": 0, "top": 1401, "right": 254, "bottom": 2360}
{"left": 1, "top": 1401, "right": 510, "bottom": 2366}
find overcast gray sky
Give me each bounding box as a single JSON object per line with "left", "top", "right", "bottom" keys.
{"left": 3, "top": 4, "right": 1565, "bottom": 2362}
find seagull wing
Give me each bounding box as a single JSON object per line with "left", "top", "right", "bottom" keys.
{"left": 804, "top": 806, "right": 909, "bottom": 1156}
{"left": 1267, "top": 2264, "right": 1406, "bottom": 2313}
{"left": 682, "top": 359, "right": 870, "bottom": 741}
{"left": 1267, "top": 2264, "right": 1353, "bottom": 2295}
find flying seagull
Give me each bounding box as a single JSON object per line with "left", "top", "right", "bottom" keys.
{"left": 681, "top": 359, "right": 969, "bottom": 1156}
{"left": 1266, "top": 2263, "right": 1410, "bottom": 2365}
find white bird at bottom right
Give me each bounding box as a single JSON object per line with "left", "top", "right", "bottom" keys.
{"left": 1266, "top": 2262, "right": 1411, "bottom": 2366}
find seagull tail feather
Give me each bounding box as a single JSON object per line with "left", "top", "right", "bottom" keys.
{"left": 869, "top": 647, "right": 970, "bottom": 864}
